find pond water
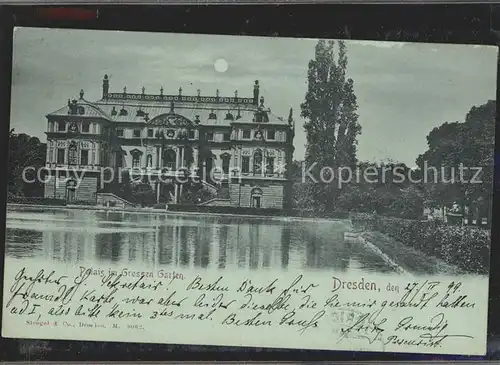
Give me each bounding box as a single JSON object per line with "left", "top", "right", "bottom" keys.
{"left": 4, "top": 207, "right": 450, "bottom": 275}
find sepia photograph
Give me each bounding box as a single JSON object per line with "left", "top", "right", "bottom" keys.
{"left": 2, "top": 27, "right": 496, "bottom": 355}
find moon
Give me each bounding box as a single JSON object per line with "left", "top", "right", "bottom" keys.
{"left": 214, "top": 58, "right": 229, "bottom": 73}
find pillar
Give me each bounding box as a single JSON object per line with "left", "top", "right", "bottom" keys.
{"left": 181, "top": 147, "right": 185, "bottom": 168}
{"left": 156, "top": 180, "right": 161, "bottom": 203}
{"left": 95, "top": 142, "right": 100, "bottom": 165}
{"left": 232, "top": 147, "right": 236, "bottom": 174}
{"left": 174, "top": 183, "right": 178, "bottom": 204}
{"left": 46, "top": 143, "right": 51, "bottom": 164}
{"left": 193, "top": 147, "right": 199, "bottom": 173}
{"left": 154, "top": 146, "right": 160, "bottom": 169}
{"left": 159, "top": 146, "right": 163, "bottom": 168}
{"left": 175, "top": 147, "right": 180, "bottom": 170}
{"left": 262, "top": 149, "right": 266, "bottom": 177}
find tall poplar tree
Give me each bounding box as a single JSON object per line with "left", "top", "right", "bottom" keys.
{"left": 300, "top": 40, "right": 361, "bottom": 213}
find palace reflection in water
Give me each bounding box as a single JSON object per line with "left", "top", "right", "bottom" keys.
{"left": 5, "top": 208, "right": 397, "bottom": 274}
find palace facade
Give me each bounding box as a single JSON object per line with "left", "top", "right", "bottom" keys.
{"left": 44, "top": 75, "right": 295, "bottom": 209}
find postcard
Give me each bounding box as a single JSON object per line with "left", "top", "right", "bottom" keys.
{"left": 2, "top": 27, "right": 497, "bottom": 356}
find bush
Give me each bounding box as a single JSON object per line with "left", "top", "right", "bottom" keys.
{"left": 7, "top": 196, "right": 66, "bottom": 206}
{"left": 351, "top": 213, "right": 490, "bottom": 274}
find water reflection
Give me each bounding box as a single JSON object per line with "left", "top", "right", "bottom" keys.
{"left": 5, "top": 208, "right": 397, "bottom": 274}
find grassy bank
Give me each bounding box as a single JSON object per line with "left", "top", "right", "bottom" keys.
{"left": 351, "top": 213, "right": 490, "bottom": 275}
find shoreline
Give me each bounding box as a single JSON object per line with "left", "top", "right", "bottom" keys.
{"left": 6, "top": 203, "right": 350, "bottom": 224}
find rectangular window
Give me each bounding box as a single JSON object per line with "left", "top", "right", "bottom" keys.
{"left": 57, "top": 149, "right": 65, "bottom": 164}
{"left": 57, "top": 121, "right": 65, "bottom": 132}
{"left": 267, "top": 129, "right": 276, "bottom": 140}
{"left": 116, "top": 129, "right": 124, "bottom": 137}
{"left": 222, "top": 157, "right": 230, "bottom": 174}
{"left": 132, "top": 154, "right": 141, "bottom": 168}
{"left": 147, "top": 129, "right": 154, "bottom": 138}
{"left": 223, "top": 132, "right": 231, "bottom": 141}
{"left": 243, "top": 129, "right": 251, "bottom": 139}
{"left": 133, "top": 129, "right": 141, "bottom": 138}
{"left": 103, "top": 127, "right": 109, "bottom": 136}
{"left": 242, "top": 157, "right": 250, "bottom": 174}
{"left": 80, "top": 150, "right": 89, "bottom": 165}
{"left": 267, "top": 157, "right": 275, "bottom": 174}
{"left": 206, "top": 132, "right": 214, "bottom": 141}
{"left": 188, "top": 130, "right": 195, "bottom": 139}
{"left": 82, "top": 123, "right": 90, "bottom": 133}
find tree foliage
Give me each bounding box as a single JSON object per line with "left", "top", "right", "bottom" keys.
{"left": 416, "top": 100, "right": 495, "bottom": 213}
{"left": 335, "top": 161, "right": 425, "bottom": 219}
{"left": 300, "top": 40, "right": 361, "bottom": 213}
{"left": 8, "top": 130, "right": 46, "bottom": 197}
{"left": 131, "top": 183, "right": 156, "bottom": 207}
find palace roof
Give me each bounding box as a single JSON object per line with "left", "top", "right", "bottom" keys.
{"left": 48, "top": 95, "right": 111, "bottom": 120}
{"left": 47, "top": 77, "right": 292, "bottom": 127}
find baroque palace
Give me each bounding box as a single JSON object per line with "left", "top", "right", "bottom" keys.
{"left": 44, "top": 75, "right": 295, "bottom": 209}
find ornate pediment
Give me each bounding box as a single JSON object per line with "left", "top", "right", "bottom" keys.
{"left": 130, "top": 148, "right": 143, "bottom": 155}
{"left": 148, "top": 113, "right": 194, "bottom": 127}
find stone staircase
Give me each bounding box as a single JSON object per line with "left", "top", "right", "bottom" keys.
{"left": 201, "top": 180, "right": 218, "bottom": 195}
{"left": 218, "top": 183, "right": 230, "bottom": 199}
{"left": 96, "top": 193, "right": 136, "bottom": 208}
{"left": 198, "top": 181, "right": 230, "bottom": 207}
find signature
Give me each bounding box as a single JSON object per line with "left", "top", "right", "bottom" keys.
{"left": 338, "top": 308, "right": 387, "bottom": 344}
{"left": 385, "top": 333, "right": 474, "bottom": 348}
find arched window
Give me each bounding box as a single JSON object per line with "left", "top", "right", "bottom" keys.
{"left": 68, "top": 141, "right": 78, "bottom": 165}
{"left": 253, "top": 149, "right": 262, "bottom": 175}
{"left": 164, "top": 149, "right": 177, "bottom": 170}
{"left": 250, "top": 188, "right": 263, "bottom": 208}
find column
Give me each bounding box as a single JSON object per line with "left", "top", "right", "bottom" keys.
{"left": 159, "top": 146, "right": 163, "bottom": 168}
{"left": 95, "top": 142, "right": 100, "bottom": 165}
{"left": 232, "top": 148, "right": 236, "bottom": 172}
{"left": 262, "top": 149, "right": 266, "bottom": 177}
{"left": 46, "top": 143, "right": 51, "bottom": 164}
{"left": 174, "top": 183, "right": 178, "bottom": 204}
{"left": 52, "top": 144, "right": 57, "bottom": 165}
{"left": 181, "top": 147, "right": 185, "bottom": 168}
{"left": 278, "top": 150, "right": 282, "bottom": 178}
{"left": 238, "top": 147, "right": 242, "bottom": 172}
{"left": 155, "top": 146, "right": 159, "bottom": 168}
{"left": 193, "top": 147, "right": 199, "bottom": 173}
{"left": 175, "top": 147, "right": 180, "bottom": 170}
{"left": 156, "top": 181, "right": 161, "bottom": 203}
